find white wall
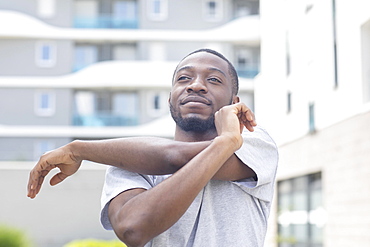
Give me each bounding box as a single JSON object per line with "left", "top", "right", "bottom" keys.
{"left": 0, "top": 162, "right": 117, "bottom": 247}
{"left": 256, "top": 0, "right": 370, "bottom": 146}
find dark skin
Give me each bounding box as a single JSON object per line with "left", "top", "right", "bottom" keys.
{"left": 27, "top": 52, "right": 257, "bottom": 247}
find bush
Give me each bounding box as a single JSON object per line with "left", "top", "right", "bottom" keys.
{"left": 0, "top": 224, "right": 31, "bottom": 247}
{"left": 64, "top": 239, "right": 127, "bottom": 247}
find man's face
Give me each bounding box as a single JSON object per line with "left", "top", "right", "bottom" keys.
{"left": 169, "top": 52, "right": 236, "bottom": 132}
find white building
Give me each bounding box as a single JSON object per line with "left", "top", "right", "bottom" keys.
{"left": 258, "top": 0, "right": 370, "bottom": 246}
{"left": 0, "top": 1, "right": 260, "bottom": 246}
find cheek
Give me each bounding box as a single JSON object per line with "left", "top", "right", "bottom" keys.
{"left": 215, "top": 91, "right": 233, "bottom": 107}
{"left": 169, "top": 87, "right": 184, "bottom": 103}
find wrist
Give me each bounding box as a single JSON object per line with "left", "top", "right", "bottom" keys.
{"left": 213, "top": 134, "right": 242, "bottom": 153}
{"left": 67, "top": 140, "right": 84, "bottom": 162}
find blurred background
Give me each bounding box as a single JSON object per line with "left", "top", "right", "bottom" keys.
{"left": 0, "top": 0, "right": 369, "bottom": 246}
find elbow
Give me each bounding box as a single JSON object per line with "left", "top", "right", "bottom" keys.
{"left": 115, "top": 222, "right": 150, "bottom": 247}
{"left": 164, "top": 142, "right": 186, "bottom": 172}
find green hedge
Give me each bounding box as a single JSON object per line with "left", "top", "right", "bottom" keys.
{"left": 0, "top": 225, "right": 31, "bottom": 247}
{"left": 64, "top": 239, "right": 127, "bottom": 247}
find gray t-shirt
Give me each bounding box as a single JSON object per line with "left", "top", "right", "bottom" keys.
{"left": 100, "top": 126, "right": 278, "bottom": 247}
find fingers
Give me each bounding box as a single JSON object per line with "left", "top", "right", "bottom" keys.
{"left": 50, "top": 172, "right": 69, "bottom": 186}
{"left": 27, "top": 159, "right": 55, "bottom": 199}
{"left": 234, "top": 103, "right": 257, "bottom": 132}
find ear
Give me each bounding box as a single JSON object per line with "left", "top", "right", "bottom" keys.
{"left": 168, "top": 92, "right": 172, "bottom": 105}
{"left": 232, "top": 96, "right": 240, "bottom": 104}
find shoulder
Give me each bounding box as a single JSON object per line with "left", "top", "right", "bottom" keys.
{"left": 235, "top": 126, "right": 279, "bottom": 191}
{"left": 239, "top": 125, "right": 278, "bottom": 159}
{"left": 243, "top": 125, "right": 276, "bottom": 144}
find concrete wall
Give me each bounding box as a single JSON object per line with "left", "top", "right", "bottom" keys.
{"left": 0, "top": 0, "right": 73, "bottom": 27}
{"left": 0, "top": 137, "right": 70, "bottom": 161}
{"left": 0, "top": 161, "right": 117, "bottom": 247}
{"left": 0, "top": 40, "right": 73, "bottom": 76}
{"left": 266, "top": 110, "right": 370, "bottom": 247}
{"left": 0, "top": 88, "right": 73, "bottom": 125}
{"left": 139, "top": 0, "right": 233, "bottom": 30}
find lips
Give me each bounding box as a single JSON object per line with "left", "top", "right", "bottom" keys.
{"left": 180, "top": 96, "right": 211, "bottom": 105}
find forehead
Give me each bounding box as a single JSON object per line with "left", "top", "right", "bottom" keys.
{"left": 175, "top": 52, "right": 230, "bottom": 76}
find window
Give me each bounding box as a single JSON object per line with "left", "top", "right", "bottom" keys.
{"left": 96, "top": 92, "right": 112, "bottom": 114}
{"left": 235, "top": 47, "right": 259, "bottom": 78}
{"left": 113, "top": 0, "right": 138, "bottom": 28}
{"left": 147, "top": 91, "right": 168, "bottom": 116}
{"left": 332, "top": 0, "right": 338, "bottom": 88}
{"left": 286, "top": 32, "right": 291, "bottom": 76}
{"left": 113, "top": 44, "right": 137, "bottom": 60}
{"left": 147, "top": 0, "right": 168, "bottom": 21}
{"left": 36, "top": 41, "right": 57, "bottom": 68}
{"left": 148, "top": 42, "right": 166, "bottom": 61}
{"left": 287, "top": 92, "right": 292, "bottom": 113}
{"left": 34, "top": 140, "right": 55, "bottom": 160}
{"left": 112, "top": 92, "right": 139, "bottom": 125}
{"left": 305, "top": 0, "right": 315, "bottom": 13}
{"left": 309, "top": 103, "right": 315, "bottom": 133}
{"left": 74, "top": 0, "right": 98, "bottom": 28}
{"left": 73, "top": 91, "right": 139, "bottom": 126}
{"left": 74, "top": 44, "right": 98, "bottom": 71}
{"left": 233, "top": 0, "right": 258, "bottom": 17}
{"left": 203, "top": 0, "right": 223, "bottom": 21}
{"left": 361, "top": 18, "right": 370, "bottom": 102}
{"left": 278, "top": 173, "right": 325, "bottom": 247}
{"left": 35, "top": 90, "right": 55, "bottom": 116}
{"left": 37, "top": 0, "right": 56, "bottom": 18}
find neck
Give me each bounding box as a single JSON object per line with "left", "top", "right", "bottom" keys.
{"left": 174, "top": 126, "right": 218, "bottom": 142}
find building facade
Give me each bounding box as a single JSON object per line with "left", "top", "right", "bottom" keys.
{"left": 0, "top": 0, "right": 259, "bottom": 161}
{"left": 257, "top": 0, "right": 370, "bottom": 246}
{"left": 0, "top": 1, "right": 260, "bottom": 247}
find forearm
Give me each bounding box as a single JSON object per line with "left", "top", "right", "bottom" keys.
{"left": 111, "top": 136, "right": 238, "bottom": 246}
{"left": 70, "top": 137, "right": 210, "bottom": 175}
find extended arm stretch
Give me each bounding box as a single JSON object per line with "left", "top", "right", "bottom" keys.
{"left": 28, "top": 135, "right": 254, "bottom": 198}
{"left": 72, "top": 137, "right": 210, "bottom": 175}
{"left": 74, "top": 137, "right": 253, "bottom": 180}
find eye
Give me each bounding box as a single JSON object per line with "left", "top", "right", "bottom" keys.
{"left": 177, "top": 75, "right": 191, "bottom": 81}
{"left": 208, "top": 77, "right": 222, "bottom": 84}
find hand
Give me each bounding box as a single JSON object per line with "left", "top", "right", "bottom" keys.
{"left": 27, "top": 143, "right": 82, "bottom": 199}
{"left": 214, "top": 102, "right": 256, "bottom": 148}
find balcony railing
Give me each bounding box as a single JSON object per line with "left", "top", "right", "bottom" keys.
{"left": 73, "top": 114, "right": 138, "bottom": 126}
{"left": 74, "top": 15, "right": 138, "bottom": 29}
{"left": 236, "top": 67, "right": 260, "bottom": 78}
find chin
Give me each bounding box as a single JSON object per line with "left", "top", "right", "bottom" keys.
{"left": 176, "top": 115, "right": 216, "bottom": 132}
{"left": 170, "top": 103, "right": 215, "bottom": 132}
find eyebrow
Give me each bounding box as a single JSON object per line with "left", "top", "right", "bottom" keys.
{"left": 175, "top": 65, "right": 227, "bottom": 77}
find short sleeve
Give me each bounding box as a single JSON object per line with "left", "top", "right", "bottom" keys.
{"left": 233, "top": 126, "right": 279, "bottom": 202}
{"left": 100, "top": 166, "right": 154, "bottom": 230}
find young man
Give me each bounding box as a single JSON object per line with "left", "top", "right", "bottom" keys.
{"left": 27, "top": 49, "right": 278, "bottom": 247}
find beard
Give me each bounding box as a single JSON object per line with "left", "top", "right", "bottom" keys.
{"left": 169, "top": 103, "right": 216, "bottom": 132}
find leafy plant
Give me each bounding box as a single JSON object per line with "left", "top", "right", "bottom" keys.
{"left": 64, "top": 239, "right": 127, "bottom": 247}
{"left": 0, "top": 224, "right": 31, "bottom": 247}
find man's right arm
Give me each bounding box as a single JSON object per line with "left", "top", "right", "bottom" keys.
{"left": 73, "top": 137, "right": 210, "bottom": 175}
{"left": 27, "top": 137, "right": 210, "bottom": 199}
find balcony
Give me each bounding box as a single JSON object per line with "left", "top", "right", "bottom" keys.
{"left": 73, "top": 114, "right": 138, "bottom": 127}
{"left": 237, "top": 67, "right": 260, "bottom": 78}
{"left": 73, "top": 15, "right": 138, "bottom": 29}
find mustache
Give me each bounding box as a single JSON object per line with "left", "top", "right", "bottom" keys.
{"left": 179, "top": 93, "right": 213, "bottom": 105}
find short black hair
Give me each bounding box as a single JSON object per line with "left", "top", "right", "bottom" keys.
{"left": 174, "top": 48, "right": 239, "bottom": 95}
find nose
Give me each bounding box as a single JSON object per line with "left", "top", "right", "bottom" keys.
{"left": 186, "top": 77, "right": 208, "bottom": 94}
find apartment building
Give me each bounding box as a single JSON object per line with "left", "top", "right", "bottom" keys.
{"left": 0, "top": 0, "right": 259, "bottom": 161}
{"left": 0, "top": 1, "right": 260, "bottom": 246}
{"left": 257, "top": 0, "right": 370, "bottom": 246}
